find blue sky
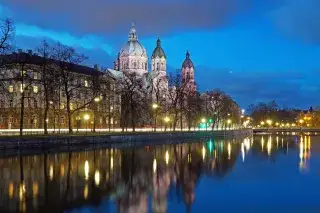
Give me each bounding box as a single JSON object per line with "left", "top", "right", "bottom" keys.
{"left": 1, "top": 0, "right": 320, "bottom": 109}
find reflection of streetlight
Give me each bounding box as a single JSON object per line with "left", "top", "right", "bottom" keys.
{"left": 152, "top": 103, "right": 159, "bottom": 132}
{"left": 84, "top": 114, "right": 90, "bottom": 135}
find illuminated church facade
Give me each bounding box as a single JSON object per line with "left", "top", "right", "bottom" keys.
{"left": 111, "top": 23, "right": 196, "bottom": 98}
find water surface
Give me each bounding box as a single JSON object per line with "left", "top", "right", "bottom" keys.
{"left": 1, "top": 135, "right": 320, "bottom": 213}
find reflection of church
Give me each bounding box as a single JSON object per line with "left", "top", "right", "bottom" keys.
{"left": 109, "top": 23, "right": 197, "bottom": 99}
{"left": 0, "top": 140, "right": 242, "bottom": 213}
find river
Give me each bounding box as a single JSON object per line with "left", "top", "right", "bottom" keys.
{"left": 1, "top": 134, "right": 320, "bottom": 212}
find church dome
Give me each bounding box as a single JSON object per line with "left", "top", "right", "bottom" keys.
{"left": 120, "top": 23, "right": 147, "bottom": 58}
{"left": 152, "top": 38, "right": 166, "bottom": 59}
{"left": 182, "top": 51, "right": 194, "bottom": 68}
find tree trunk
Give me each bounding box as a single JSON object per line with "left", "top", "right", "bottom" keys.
{"left": 19, "top": 93, "right": 24, "bottom": 136}
{"left": 44, "top": 101, "right": 49, "bottom": 135}
{"left": 180, "top": 112, "right": 183, "bottom": 131}
{"left": 93, "top": 105, "right": 97, "bottom": 133}
{"left": 66, "top": 96, "right": 73, "bottom": 134}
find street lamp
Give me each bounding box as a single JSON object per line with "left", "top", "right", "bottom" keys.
{"left": 94, "top": 97, "right": 100, "bottom": 102}
{"left": 152, "top": 103, "right": 159, "bottom": 132}
{"left": 260, "top": 121, "right": 265, "bottom": 126}
{"left": 201, "top": 118, "right": 207, "bottom": 131}
{"left": 84, "top": 114, "right": 90, "bottom": 135}
{"left": 266, "top": 119, "right": 273, "bottom": 126}
{"left": 164, "top": 116, "right": 170, "bottom": 131}
{"left": 76, "top": 116, "right": 81, "bottom": 133}
{"left": 227, "top": 119, "right": 232, "bottom": 130}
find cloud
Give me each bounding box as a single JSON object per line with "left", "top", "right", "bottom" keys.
{"left": 195, "top": 66, "right": 320, "bottom": 108}
{"left": 1, "top": 0, "right": 252, "bottom": 36}
{"left": 15, "top": 35, "right": 114, "bottom": 67}
{"left": 272, "top": 0, "right": 320, "bottom": 43}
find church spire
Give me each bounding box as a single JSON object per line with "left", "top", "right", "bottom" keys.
{"left": 186, "top": 50, "right": 190, "bottom": 59}
{"left": 128, "top": 22, "right": 138, "bottom": 41}
{"left": 156, "top": 37, "right": 161, "bottom": 47}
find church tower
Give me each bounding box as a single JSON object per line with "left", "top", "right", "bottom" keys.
{"left": 181, "top": 51, "right": 196, "bottom": 92}
{"left": 151, "top": 38, "right": 166, "bottom": 76}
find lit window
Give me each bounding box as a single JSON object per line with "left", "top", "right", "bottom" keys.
{"left": 33, "top": 86, "right": 38, "bottom": 93}
{"left": 33, "top": 72, "right": 38, "bottom": 80}
{"left": 20, "top": 70, "right": 27, "bottom": 77}
{"left": 8, "top": 85, "right": 13, "bottom": 93}
{"left": 20, "top": 84, "right": 25, "bottom": 93}
{"left": 84, "top": 80, "right": 88, "bottom": 87}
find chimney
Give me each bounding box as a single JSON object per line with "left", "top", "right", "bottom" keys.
{"left": 28, "top": 49, "right": 33, "bottom": 55}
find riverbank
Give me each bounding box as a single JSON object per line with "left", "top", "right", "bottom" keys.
{"left": 0, "top": 129, "right": 253, "bottom": 150}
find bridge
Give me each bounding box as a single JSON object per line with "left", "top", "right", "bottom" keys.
{"left": 253, "top": 127, "right": 320, "bottom": 133}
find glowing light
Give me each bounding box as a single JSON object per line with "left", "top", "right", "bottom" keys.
{"left": 164, "top": 116, "right": 170, "bottom": 123}
{"left": 94, "top": 97, "right": 100, "bottom": 102}
{"left": 33, "top": 182, "right": 38, "bottom": 198}
{"left": 260, "top": 121, "right": 265, "bottom": 125}
{"left": 261, "top": 136, "right": 265, "bottom": 151}
{"left": 152, "top": 103, "right": 158, "bottom": 109}
{"left": 49, "top": 165, "right": 54, "bottom": 180}
{"left": 19, "top": 183, "right": 26, "bottom": 201}
{"left": 153, "top": 159, "right": 157, "bottom": 173}
{"left": 84, "top": 114, "right": 90, "bottom": 121}
{"left": 266, "top": 119, "right": 272, "bottom": 125}
{"left": 201, "top": 118, "right": 206, "bottom": 123}
{"left": 202, "top": 146, "right": 206, "bottom": 160}
{"left": 227, "top": 119, "right": 232, "bottom": 124}
{"left": 165, "top": 150, "right": 169, "bottom": 165}
{"left": 228, "top": 143, "right": 231, "bottom": 160}
{"left": 267, "top": 137, "right": 272, "bottom": 156}
{"left": 94, "top": 170, "right": 100, "bottom": 186}
{"left": 84, "top": 184, "right": 88, "bottom": 199}
{"left": 188, "top": 153, "right": 192, "bottom": 163}
{"left": 8, "top": 182, "right": 14, "bottom": 199}
{"left": 110, "top": 156, "right": 114, "bottom": 170}
{"left": 244, "top": 138, "right": 250, "bottom": 151}
{"left": 84, "top": 161, "right": 89, "bottom": 180}
{"left": 241, "top": 143, "right": 245, "bottom": 162}
{"left": 208, "top": 140, "right": 213, "bottom": 153}
{"left": 60, "top": 165, "right": 65, "bottom": 177}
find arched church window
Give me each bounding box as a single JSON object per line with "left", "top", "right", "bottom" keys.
{"left": 157, "top": 62, "right": 160, "bottom": 71}
{"left": 134, "top": 62, "right": 137, "bottom": 69}
{"left": 145, "top": 63, "right": 147, "bottom": 70}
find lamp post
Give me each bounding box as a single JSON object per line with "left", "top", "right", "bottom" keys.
{"left": 84, "top": 114, "right": 90, "bottom": 135}
{"left": 152, "top": 103, "right": 158, "bottom": 132}
{"left": 93, "top": 97, "right": 100, "bottom": 133}
{"left": 227, "top": 119, "right": 232, "bottom": 130}
{"left": 164, "top": 116, "right": 170, "bottom": 131}
{"left": 201, "top": 118, "right": 207, "bottom": 131}
{"left": 76, "top": 116, "right": 81, "bottom": 133}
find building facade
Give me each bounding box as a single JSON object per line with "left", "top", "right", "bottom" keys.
{"left": 0, "top": 51, "right": 120, "bottom": 131}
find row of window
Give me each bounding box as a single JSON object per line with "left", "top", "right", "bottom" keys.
{"left": 8, "top": 84, "right": 39, "bottom": 93}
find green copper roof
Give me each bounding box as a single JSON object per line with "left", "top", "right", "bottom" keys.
{"left": 151, "top": 38, "right": 166, "bottom": 59}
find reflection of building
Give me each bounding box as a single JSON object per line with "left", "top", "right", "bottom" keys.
{"left": 0, "top": 139, "right": 250, "bottom": 213}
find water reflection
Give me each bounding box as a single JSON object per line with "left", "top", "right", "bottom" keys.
{"left": 0, "top": 135, "right": 316, "bottom": 212}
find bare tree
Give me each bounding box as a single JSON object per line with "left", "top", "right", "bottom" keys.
{"left": 167, "top": 71, "right": 187, "bottom": 131}
{"left": 0, "top": 18, "right": 14, "bottom": 54}
{"left": 51, "top": 43, "right": 91, "bottom": 133}
{"left": 118, "top": 72, "right": 146, "bottom": 132}
{"left": 35, "top": 40, "right": 59, "bottom": 134}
